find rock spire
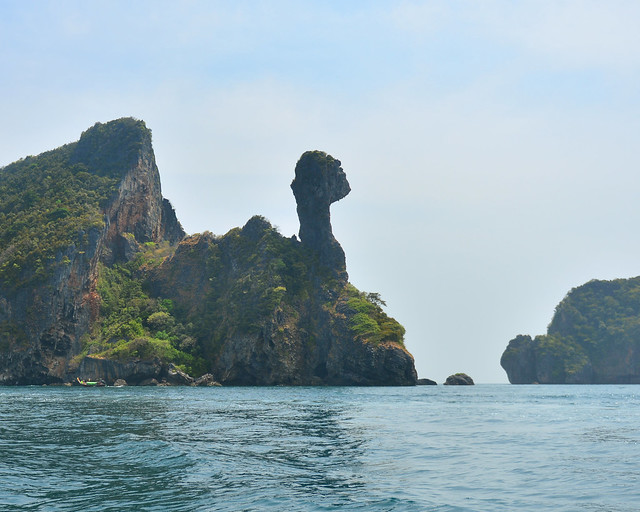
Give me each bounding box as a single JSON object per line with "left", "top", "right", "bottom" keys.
{"left": 290, "top": 151, "right": 351, "bottom": 276}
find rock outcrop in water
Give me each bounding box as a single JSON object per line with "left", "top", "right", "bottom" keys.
{"left": 0, "top": 119, "right": 417, "bottom": 386}
{"left": 444, "top": 373, "right": 474, "bottom": 385}
{"left": 501, "top": 277, "right": 640, "bottom": 384}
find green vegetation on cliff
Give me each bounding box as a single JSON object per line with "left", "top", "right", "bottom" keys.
{"left": 0, "top": 145, "right": 115, "bottom": 288}
{"left": 549, "top": 278, "right": 640, "bottom": 354}
{"left": 67, "top": 213, "right": 406, "bottom": 381}
{"left": 0, "top": 118, "right": 149, "bottom": 289}
{"left": 342, "top": 284, "right": 405, "bottom": 345}
{"left": 78, "top": 244, "right": 206, "bottom": 376}
{"left": 150, "top": 216, "right": 405, "bottom": 367}
{"left": 194, "top": 217, "right": 316, "bottom": 358}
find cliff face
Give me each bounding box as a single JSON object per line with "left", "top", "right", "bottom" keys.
{"left": 95, "top": 126, "right": 183, "bottom": 263}
{"left": 0, "top": 118, "right": 183, "bottom": 384}
{"left": 501, "top": 278, "right": 640, "bottom": 384}
{"left": 0, "top": 227, "right": 101, "bottom": 384}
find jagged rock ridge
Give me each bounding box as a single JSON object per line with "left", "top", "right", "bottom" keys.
{"left": 148, "top": 215, "right": 417, "bottom": 385}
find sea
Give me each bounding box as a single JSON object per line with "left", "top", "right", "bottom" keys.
{"left": 1, "top": 385, "right": 639, "bottom": 512}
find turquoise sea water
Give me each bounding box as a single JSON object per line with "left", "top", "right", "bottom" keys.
{"left": 1, "top": 385, "right": 639, "bottom": 511}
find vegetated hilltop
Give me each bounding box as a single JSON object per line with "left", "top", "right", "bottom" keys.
{"left": 0, "top": 118, "right": 417, "bottom": 385}
{"left": 501, "top": 278, "right": 640, "bottom": 384}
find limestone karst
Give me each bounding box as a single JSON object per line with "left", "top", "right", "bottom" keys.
{"left": 0, "top": 118, "right": 417, "bottom": 386}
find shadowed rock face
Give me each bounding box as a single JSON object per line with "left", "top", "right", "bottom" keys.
{"left": 291, "top": 151, "right": 351, "bottom": 277}
{"left": 500, "top": 335, "right": 538, "bottom": 384}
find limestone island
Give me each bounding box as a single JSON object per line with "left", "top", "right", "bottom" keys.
{"left": 502, "top": 278, "right": 640, "bottom": 384}
{"left": 0, "top": 118, "right": 417, "bottom": 386}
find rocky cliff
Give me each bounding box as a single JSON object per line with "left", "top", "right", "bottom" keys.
{"left": 0, "top": 118, "right": 183, "bottom": 384}
{"left": 501, "top": 278, "right": 640, "bottom": 384}
{"left": 0, "top": 120, "right": 416, "bottom": 385}
{"left": 148, "top": 215, "right": 416, "bottom": 385}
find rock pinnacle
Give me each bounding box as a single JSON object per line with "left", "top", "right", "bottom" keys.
{"left": 291, "top": 151, "right": 351, "bottom": 277}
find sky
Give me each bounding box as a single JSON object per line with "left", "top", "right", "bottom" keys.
{"left": 2, "top": 1, "right": 640, "bottom": 383}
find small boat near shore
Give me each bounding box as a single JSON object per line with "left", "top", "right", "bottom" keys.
{"left": 76, "top": 377, "right": 106, "bottom": 387}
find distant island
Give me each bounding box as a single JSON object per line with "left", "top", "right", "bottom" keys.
{"left": 501, "top": 278, "right": 640, "bottom": 384}
{"left": 0, "top": 118, "right": 417, "bottom": 386}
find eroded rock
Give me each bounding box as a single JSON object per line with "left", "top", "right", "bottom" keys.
{"left": 166, "top": 363, "right": 194, "bottom": 385}
{"left": 444, "top": 373, "right": 474, "bottom": 385}
{"left": 194, "top": 373, "right": 221, "bottom": 386}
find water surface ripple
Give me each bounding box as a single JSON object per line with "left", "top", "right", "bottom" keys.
{"left": 1, "top": 385, "right": 639, "bottom": 511}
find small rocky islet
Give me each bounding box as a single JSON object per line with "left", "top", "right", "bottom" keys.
{"left": 0, "top": 118, "right": 419, "bottom": 386}
{"left": 444, "top": 373, "right": 474, "bottom": 385}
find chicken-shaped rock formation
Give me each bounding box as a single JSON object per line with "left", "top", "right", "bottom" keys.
{"left": 291, "top": 151, "right": 351, "bottom": 278}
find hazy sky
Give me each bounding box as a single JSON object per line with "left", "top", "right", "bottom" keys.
{"left": 2, "top": 1, "right": 640, "bottom": 382}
